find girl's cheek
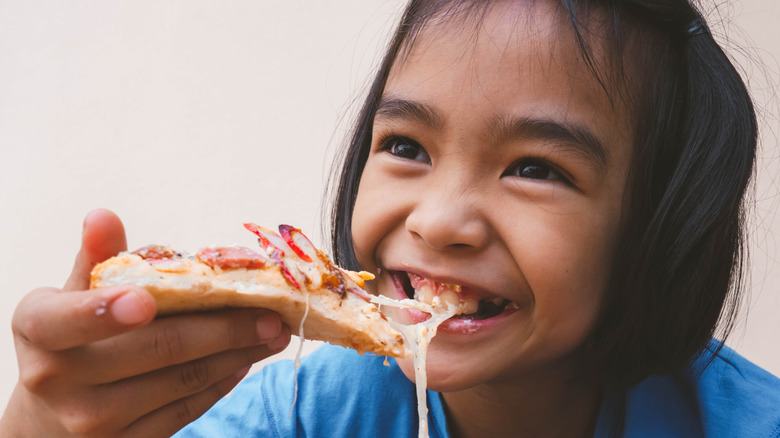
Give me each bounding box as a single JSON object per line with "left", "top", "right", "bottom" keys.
{"left": 352, "top": 155, "right": 418, "bottom": 271}
{"left": 350, "top": 162, "right": 385, "bottom": 270}
{"left": 350, "top": 201, "right": 371, "bottom": 269}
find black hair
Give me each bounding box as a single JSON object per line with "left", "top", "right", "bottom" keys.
{"left": 329, "top": 0, "right": 756, "bottom": 393}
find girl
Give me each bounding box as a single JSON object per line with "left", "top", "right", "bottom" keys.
{"left": 2, "top": 0, "right": 779, "bottom": 437}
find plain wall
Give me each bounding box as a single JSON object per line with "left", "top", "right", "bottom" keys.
{"left": 1, "top": 0, "right": 778, "bottom": 413}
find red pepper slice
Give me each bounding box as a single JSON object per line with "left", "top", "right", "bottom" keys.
{"left": 278, "top": 224, "right": 314, "bottom": 262}
{"left": 243, "top": 223, "right": 301, "bottom": 290}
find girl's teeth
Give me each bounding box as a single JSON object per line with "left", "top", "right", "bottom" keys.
{"left": 408, "top": 274, "right": 511, "bottom": 316}
{"left": 416, "top": 284, "right": 435, "bottom": 304}
{"left": 462, "top": 299, "right": 479, "bottom": 314}
{"left": 438, "top": 290, "right": 460, "bottom": 309}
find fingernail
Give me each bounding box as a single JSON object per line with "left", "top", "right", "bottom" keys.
{"left": 110, "top": 291, "right": 151, "bottom": 325}
{"left": 256, "top": 315, "right": 281, "bottom": 342}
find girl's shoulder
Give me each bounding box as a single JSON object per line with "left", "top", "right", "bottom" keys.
{"left": 599, "top": 342, "right": 780, "bottom": 437}
{"left": 692, "top": 343, "right": 780, "bottom": 436}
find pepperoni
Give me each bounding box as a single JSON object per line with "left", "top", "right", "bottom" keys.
{"left": 196, "top": 246, "right": 268, "bottom": 269}
{"left": 132, "top": 245, "right": 179, "bottom": 260}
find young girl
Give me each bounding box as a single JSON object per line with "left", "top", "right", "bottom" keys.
{"left": 2, "top": 0, "right": 779, "bottom": 437}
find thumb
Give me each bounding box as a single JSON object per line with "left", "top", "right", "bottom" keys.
{"left": 63, "top": 209, "right": 128, "bottom": 291}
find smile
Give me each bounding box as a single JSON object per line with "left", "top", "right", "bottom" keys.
{"left": 391, "top": 271, "right": 519, "bottom": 321}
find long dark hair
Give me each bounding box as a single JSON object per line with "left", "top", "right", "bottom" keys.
{"left": 329, "top": 0, "right": 757, "bottom": 390}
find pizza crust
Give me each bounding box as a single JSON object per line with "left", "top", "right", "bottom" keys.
{"left": 91, "top": 253, "right": 408, "bottom": 358}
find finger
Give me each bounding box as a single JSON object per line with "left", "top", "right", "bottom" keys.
{"left": 108, "top": 344, "right": 276, "bottom": 427}
{"left": 64, "top": 208, "right": 128, "bottom": 291}
{"left": 121, "top": 367, "right": 251, "bottom": 438}
{"left": 13, "top": 285, "right": 156, "bottom": 352}
{"left": 34, "top": 357, "right": 255, "bottom": 438}
{"left": 78, "top": 309, "right": 287, "bottom": 383}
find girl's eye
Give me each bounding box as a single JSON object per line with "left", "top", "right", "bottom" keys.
{"left": 380, "top": 136, "right": 431, "bottom": 163}
{"left": 504, "top": 159, "right": 563, "bottom": 181}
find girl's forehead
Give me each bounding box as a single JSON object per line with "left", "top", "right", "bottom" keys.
{"left": 397, "top": 1, "right": 585, "bottom": 63}
{"left": 384, "top": 0, "right": 633, "bottom": 154}
{"left": 391, "top": 1, "right": 620, "bottom": 102}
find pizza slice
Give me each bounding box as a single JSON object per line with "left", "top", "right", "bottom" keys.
{"left": 89, "top": 223, "right": 408, "bottom": 358}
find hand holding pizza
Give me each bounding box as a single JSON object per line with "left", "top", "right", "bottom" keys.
{"left": 0, "top": 209, "right": 291, "bottom": 437}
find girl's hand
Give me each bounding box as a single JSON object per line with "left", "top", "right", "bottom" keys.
{"left": 0, "top": 209, "right": 291, "bottom": 437}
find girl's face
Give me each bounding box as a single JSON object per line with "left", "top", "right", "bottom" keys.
{"left": 352, "top": 2, "right": 633, "bottom": 391}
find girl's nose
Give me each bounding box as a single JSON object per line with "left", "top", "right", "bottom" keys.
{"left": 404, "top": 189, "right": 490, "bottom": 251}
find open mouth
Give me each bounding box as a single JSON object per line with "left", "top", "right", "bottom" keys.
{"left": 393, "top": 271, "right": 516, "bottom": 320}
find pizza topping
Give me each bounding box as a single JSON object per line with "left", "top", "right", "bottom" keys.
{"left": 345, "top": 282, "right": 373, "bottom": 302}
{"left": 319, "top": 269, "right": 347, "bottom": 298}
{"left": 277, "top": 224, "right": 347, "bottom": 297}
{"left": 244, "top": 223, "right": 302, "bottom": 289}
{"left": 244, "top": 223, "right": 376, "bottom": 303}
{"left": 347, "top": 270, "right": 375, "bottom": 288}
{"left": 132, "top": 245, "right": 187, "bottom": 272}
{"left": 146, "top": 259, "right": 190, "bottom": 272}
{"left": 132, "top": 245, "right": 180, "bottom": 260}
{"left": 278, "top": 224, "right": 314, "bottom": 262}
{"left": 196, "top": 246, "right": 268, "bottom": 269}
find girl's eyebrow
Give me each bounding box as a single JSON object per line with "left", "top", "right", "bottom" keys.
{"left": 375, "top": 95, "right": 609, "bottom": 169}
{"left": 489, "top": 114, "right": 609, "bottom": 169}
{"left": 375, "top": 96, "right": 445, "bottom": 131}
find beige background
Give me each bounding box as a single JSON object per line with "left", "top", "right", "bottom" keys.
{"left": 1, "top": 0, "right": 778, "bottom": 413}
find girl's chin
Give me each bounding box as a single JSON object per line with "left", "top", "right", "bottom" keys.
{"left": 387, "top": 304, "right": 525, "bottom": 391}
{"left": 394, "top": 345, "right": 489, "bottom": 393}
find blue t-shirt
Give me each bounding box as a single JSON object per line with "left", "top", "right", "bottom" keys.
{"left": 175, "top": 343, "right": 780, "bottom": 437}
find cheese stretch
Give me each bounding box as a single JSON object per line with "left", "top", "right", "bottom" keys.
{"left": 370, "top": 294, "right": 462, "bottom": 438}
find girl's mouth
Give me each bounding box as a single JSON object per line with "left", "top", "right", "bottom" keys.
{"left": 391, "top": 271, "right": 519, "bottom": 321}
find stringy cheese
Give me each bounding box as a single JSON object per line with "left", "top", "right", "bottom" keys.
{"left": 370, "top": 294, "right": 462, "bottom": 438}
{"left": 289, "top": 283, "right": 310, "bottom": 418}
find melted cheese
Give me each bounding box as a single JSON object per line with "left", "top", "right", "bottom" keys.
{"left": 370, "top": 294, "right": 461, "bottom": 438}
{"left": 288, "top": 283, "right": 310, "bottom": 418}
{"left": 287, "top": 258, "right": 312, "bottom": 418}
